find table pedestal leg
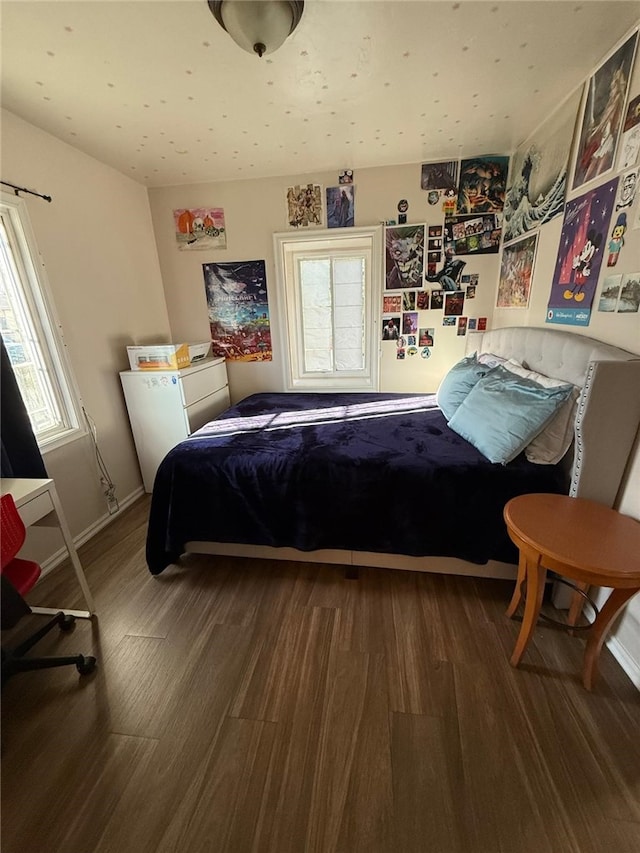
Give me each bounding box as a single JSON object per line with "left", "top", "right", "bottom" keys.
{"left": 510, "top": 556, "right": 546, "bottom": 668}
{"left": 583, "top": 587, "right": 640, "bottom": 690}
{"left": 506, "top": 551, "right": 527, "bottom": 619}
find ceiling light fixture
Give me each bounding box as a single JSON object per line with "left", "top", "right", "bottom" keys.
{"left": 207, "top": 1, "right": 304, "bottom": 58}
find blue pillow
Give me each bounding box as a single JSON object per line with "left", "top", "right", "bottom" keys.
{"left": 447, "top": 365, "right": 574, "bottom": 464}
{"left": 435, "top": 353, "right": 492, "bottom": 421}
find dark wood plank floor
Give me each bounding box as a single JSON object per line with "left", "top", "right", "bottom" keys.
{"left": 2, "top": 496, "right": 639, "bottom": 853}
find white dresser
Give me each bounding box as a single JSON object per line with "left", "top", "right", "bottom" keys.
{"left": 120, "top": 357, "right": 230, "bottom": 492}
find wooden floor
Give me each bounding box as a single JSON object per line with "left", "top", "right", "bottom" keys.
{"left": 2, "top": 497, "right": 639, "bottom": 853}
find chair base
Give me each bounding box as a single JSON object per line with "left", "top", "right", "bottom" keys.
{"left": 1, "top": 611, "right": 97, "bottom": 687}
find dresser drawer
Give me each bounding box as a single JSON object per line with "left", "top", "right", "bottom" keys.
{"left": 19, "top": 490, "right": 55, "bottom": 527}
{"left": 186, "top": 386, "right": 231, "bottom": 433}
{"left": 181, "top": 360, "right": 228, "bottom": 407}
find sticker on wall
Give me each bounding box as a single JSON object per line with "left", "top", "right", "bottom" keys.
{"left": 174, "top": 207, "right": 226, "bottom": 250}
{"left": 427, "top": 191, "right": 441, "bottom": 205}
{"left": 407, "top": 335, "right": 416, "bottom": 347}
{"left": 339, "top": 169, "right": 354, "bottom": 184}
{"left": 615, "top": 168, "right": 638, "bottom": 213}
{"left": 497, "top": 233, "right": 538, "bottom": 308}
{"left": 607, "top": 212, "right": 628, "bottom": 267}
{"left": 546, "top": 177, "right": 617, "bottom": 326}
{"left": 397, "top": 199, "right": 409, "bottom": 225}
{"left": 456, "top": 156, "right": 509, "bottom": 215}
{"left": 396, "top": 347, "right": 405, "bottom": 360}
{"left": 385, "top": 224, "right": 425, "bottom": 289}
{"left": 286, "top": 183, "right": 323, "bottom": 228}
{"left": 382, "top": 317, "right": 400, "bottom": 340}
{"left": 572, "top": 31, "right": 638, "bottom": 191}
{"left": 203, "top": 260, "right": 271, "bottom": 361}
{"left": 617, "top": 94, "right": 640, "bottom": 171}
{"left": 421, "top": 347, "right": 431, "bottom": 359}
{"left": 421, "top": 160, "right": 459, "bottom": 193}
{"left": 326, "top": 185, "right": 355, "bottom": 228}
{"left": 407, "top": 346, "right": 418, "bottom": 357}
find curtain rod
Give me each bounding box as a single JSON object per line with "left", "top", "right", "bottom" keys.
{"left": 0, "top": 180, "right": 52, "bottom": 203}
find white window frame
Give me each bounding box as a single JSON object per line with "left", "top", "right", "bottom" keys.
{"left": 0, "top": 191, "right": 84, "bottom": 452}
{"left": 274, "top": 226, "right": 382, "bottom": 391}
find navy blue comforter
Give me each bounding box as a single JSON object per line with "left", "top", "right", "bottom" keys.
{"left": 146, "top": 392, "right": 567, "bottom": 574}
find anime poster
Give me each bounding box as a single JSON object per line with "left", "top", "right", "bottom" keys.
{"left": 385, "top": 224, "right": 425, "bottom": 289}
{"left": 546, "top": 178, "right": 618, "bottom": 326}
{"left": 456, "top": 156, "right": 509, "bottom": 215}
{"left": 326, "top": 185, "right": 354, "bottom": 228}
{"left": 503, "top": 88, "right": 582, "bottom": 243}
{"left": 174, "top": 207, "right": 226, "bottom": 250}
{"left": 497, "top": 233, "right": 538, "bottom": 308}
{"left": 421, "top": 160, "right": 459, "bottom": 192}
{"left": 572, "top": 32, "right": 638, "bottom": 191}
{"left": 203, "top": 260, "right": 271, "bottom": 361}
{"left": 617, "top": 94, "right": 640, "bottom": 171}
{"left": 286, "top": 183, "right": 323, "bottom": 228}
{"left": 444, "top": 214, "right": 502, "bottom": 255}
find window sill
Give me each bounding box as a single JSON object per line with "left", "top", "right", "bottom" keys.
{"left": 39, "top": 426, "right": 88, "bottom": 456}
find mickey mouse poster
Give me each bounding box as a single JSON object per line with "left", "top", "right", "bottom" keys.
{"left": 546, "top": 177, "right": 618, "bottom": 326}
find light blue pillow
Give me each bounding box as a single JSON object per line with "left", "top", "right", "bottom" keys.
{"left": 435, "top": 353, "right": 493, "bottom": 421}
{"left": 447, "top": 365, "right": 574, "bottom": 464}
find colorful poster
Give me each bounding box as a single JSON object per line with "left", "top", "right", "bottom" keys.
{"left": 174, "top": 207, "right": 226, "bottom": 250}
{"left": 456, "top": 156, "right": 509, "bottom": 215}
{"left": 385, "top": 224, "right": 425, "bottom": 289}
{"left": 503, "top": 88, "right": 582, "bottom": 242}
{"left": 286, "top": 183, "right": 323, "bottom": 228}
{"left": 203, "top": 260, "right": 271, "bottom": 361}
{"left": 326, "top": 185, "right": 354, "bottom": 228}
{"left": 546, "top": 178, "right": 618, "bottom": 326}
{"left": 444, "top": 214, "right": 502, "bottom": 255}
{"left": 572, "top": 32, "right": 638, "bottom": 191}
{"left": 383, "top": 294, "right": 401, "bottom": 313}
{"left": 497, "top": 233, "right": 538, "bottom": 309}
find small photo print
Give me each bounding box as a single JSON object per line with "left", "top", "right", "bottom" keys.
{"left": 418, "top": 327, "right": 434, "bottom": 346}
{"left": 430, "top": 290, "right": 444, "bottom": 310}
{"left": 407, "top": 335, "right": 416, "bottom": 347}
{"left": 338, "top": 169, "right": 354, "bottom": 184}
{"left": 466, "top": 284, "right": 477, "bottom": 299}
{"left": 403, "top": 291, "right": 416, "bottom": 311}
{"left": 428, "top": 238, "right": 442, "bottom": 251}
{"left": 457, "top": 317, "right": 468, "bottom": 336}
{"left": 382, "top": 316, "right": 401, "bottom": 340}
{"left": 618, "top": 272, "right": 640, "bottom": 313}
{"left": 428, "top": 225, "right": 443, "bottom": 238}
{"left": 421, "top": 160, "right": 459, "bottom": 193}
{"left": 478, "top": 317, "right": 488, "bottom": 331}
{"left": 444, "top": 290, "right": 465, "bottom": 316}
{"left": 416, "top": 290, "right": 430, "bottom": 310}
{"left": 598, "top": 274, "right": 623, "bottom": 312}
{"left": 468, "top": 318, "right": 478, "bottom": 330}
{"left": 397, "top": 348, "right": 406, "bottom": 360}
{"left": 443, "top": 317, "right": 457, "bottom": 326}
{"left": 402, "top": 312, "right": 418, "bottom": 335}
{"left": 383, "top": 294, "right": 402, "bottom": 313}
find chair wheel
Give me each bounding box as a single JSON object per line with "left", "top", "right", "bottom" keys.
{"left": 60, "top": 615, "right": 76, "bottom": 632}
{"left": 76, "top": 656, "right": 97, "bottom": 676}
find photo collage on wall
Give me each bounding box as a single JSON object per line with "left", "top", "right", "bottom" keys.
{"left": 383, "top": 219, "right": 487, "bottom": 358}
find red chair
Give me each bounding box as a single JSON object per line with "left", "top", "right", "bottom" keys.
{"left": 1, "top": 493, "right": 96, "bottom": 685}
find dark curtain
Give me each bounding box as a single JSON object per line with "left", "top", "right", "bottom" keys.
{"left": 0, "top": 335, "right": 48, "bottom": 478}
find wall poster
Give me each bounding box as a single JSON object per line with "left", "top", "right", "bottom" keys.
{"left": 385, "top": 224, "right": 425, "bottom": 289}
{"left": 286, "top": 183, "right": 323, "bottom": 228}
{"left": 572, "top": 31, "right": 638, "bottom": 191}
{"left": 203, "top": 260, "right": 272, "bottom": 361}
{"left": 326, "top": 185, "right": 355, "bottom": 228}
{"left": 456, "top": 156, "right": 509, "bottom": 215}
{"left": 174, "top": 207, "right": 226, "bottom": 250}
{"left": 546, "top": 177, "right": 618, "bottom": 327}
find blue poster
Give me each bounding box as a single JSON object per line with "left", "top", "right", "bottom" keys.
{"left": 546, "top": 178, "right": 618, "bottom": 327}
{"left": 203, "top": 260, "right": 271, "bottom": 361}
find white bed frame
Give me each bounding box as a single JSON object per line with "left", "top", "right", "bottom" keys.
{"left": 186, "top": 327, "right": 640, "bottom": 580}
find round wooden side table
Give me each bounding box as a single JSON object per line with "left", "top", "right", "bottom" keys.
{"left": 503, "top": 493, "right": 640, "bottom": 690}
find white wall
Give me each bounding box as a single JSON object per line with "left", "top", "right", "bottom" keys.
{"left": 1, "top": 109, "right": 171, "bottom": 554}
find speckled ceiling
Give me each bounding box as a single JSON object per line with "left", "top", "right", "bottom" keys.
{"left": 1, "top": 1, "right": 639, "bottom": 187}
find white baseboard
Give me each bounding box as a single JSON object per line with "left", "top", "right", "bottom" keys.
{"left": 40, "top": 486, "right": 145, "bottom": 575}
{"left": 607, "top": 634, "right": 640, "bottom": 692}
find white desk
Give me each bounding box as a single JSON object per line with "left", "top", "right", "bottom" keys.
{"left": 0, "top": 477, "right": 95, "bottom": 619}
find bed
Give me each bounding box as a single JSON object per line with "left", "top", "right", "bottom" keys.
{"left": 146, "top": 326, "right": 640, "bottom": 579}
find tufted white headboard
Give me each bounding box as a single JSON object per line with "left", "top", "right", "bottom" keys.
{"left": 467, "top": 326, "right": 640, "bottom": 508}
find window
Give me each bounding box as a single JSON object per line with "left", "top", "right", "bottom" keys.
{"left": 274, "top": 227, "right": 381, "bottom": 391}
{"left": 0, "top": 192, "right": 82, "bottom": 449}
